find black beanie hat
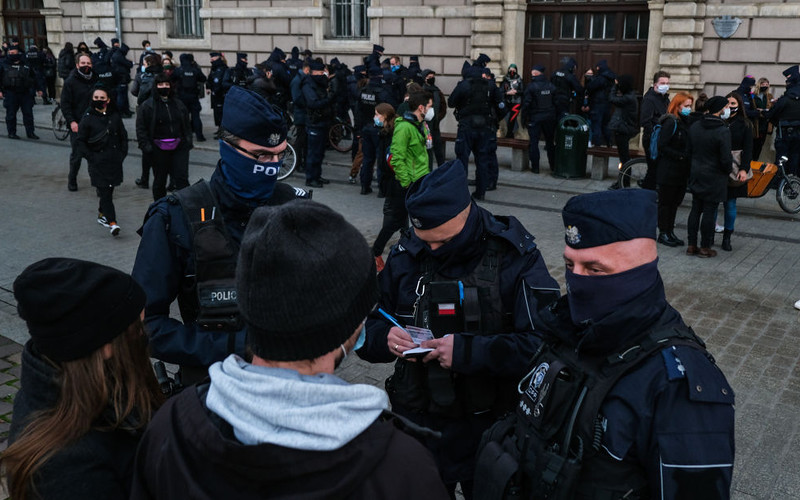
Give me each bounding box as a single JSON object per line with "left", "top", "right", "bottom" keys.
{"left": 13, "top": 258, "right": 146, "bottom": 362}
{"left": 237, "top": 200, "right": 378, "bottom": 361}
{"left": 706, "top": 96, "right": 728, "bottom": 114}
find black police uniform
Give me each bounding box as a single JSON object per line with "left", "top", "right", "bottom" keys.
{"left": 551, "top": 58, "right": 583, "bottom": 119}
{"left": 521, "top": 74, "right": 557, "bottom": 173}
{"left": 131, "top": 170, "right": 309, "bottom": 377}
{"left": 110, "top": 43, "right": 134, "bottom": 115}
{"left": 0, "top": 52, "right": 43, "bottom": 138}
{"left": 448, "top": 75, "right": 504, "bottom": 198}
{"left": 302, "top": 72, "right": 334, "bottom": 186}
{"left": 206, "top": 59, "right": 228, "bottom": 127}
{"left": 359, "top": 204, "right": 559, "bottom": 496}
{"left": 175, "top": 54, "right": 208, "bottom": 141}
{"left": 767, "top": 84, "right": 800, "bottom": 176}
{"left": 358, "top": 77, "right": 392, "bottom": 190}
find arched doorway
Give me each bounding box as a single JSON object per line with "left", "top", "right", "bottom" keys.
{"left": 3, "top": 0, "right": 47, "bottom": 49}
{"left": 523, "top": 0, "right": 649, "bottom": 93}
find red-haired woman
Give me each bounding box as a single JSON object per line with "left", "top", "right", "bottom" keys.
{"left": 655, "top": 92, "right": 694, "bottom": 247}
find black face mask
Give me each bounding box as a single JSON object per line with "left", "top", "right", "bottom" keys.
{"left": 78, "top": 66, "right": 92, "bottom": 75}
{"left": 8, "top": 54, "right": 22, "bottom": 64}
{"left": 311, "top": 74, "right": 328, "bottom": 87}
{"left": 92, "top": 100, "right": 107, "bottom": 110}
{"left": 760, "top": 86, "right": 769, "bottom": 92}
{"left": 729, "top": 106, "right": 738, "bottom": 114}
{"left": 157, "top": 87, "right": 171, "bottom": 97}
{"left": 426, "top": 77, "right": 435, "bottom": 86}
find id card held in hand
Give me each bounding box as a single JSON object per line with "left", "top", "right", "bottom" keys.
{"left": 403, "top": 326, "right": 434, "bottom": 357}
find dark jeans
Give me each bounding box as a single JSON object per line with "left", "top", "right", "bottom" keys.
{"left": 658, "top": 183, "right": 687, "bottom": 233}
{"left": 294, "top": 123, "right": 307, "bottom": 171}
{"left": 641, "top": 136, "right": 658, "bottom": 190}
{"left": 430, "top": 125, "right": 445, "bottom": 167}
{"left": 614, "top": 132, "right": 632, "bottom": 165}
{"left": 151, "top": 146, "right": 190, "bottom": 201}
{"left": 687, "top": 196, "right": 718, "bottom": 248}
{"left": 3, "top": 90, "right": 35, "bottom": 136}
{"left": 455, "top": 126, "right": 494, "bottom": 196}
{"left": 306, "top": 125, "right": 326, "bottom": 181}
{"left": 116, "top": 83, "right": 130, "bottom": 112}
{"left": 589, "top": 102, "right": 610, "bottom": 146}
{"left": 46, "top": 77, "right": 56, "bottom": 102}
{"left": 753, "top": 134, "right": 768, "bottom": 162}
{"left": 372, "top": 179, "right": 408, "bottom": 257}
{"left": 212, "top": 104, "right": 223, "bottom": 127}
{"left": 68, "top": 130, "right": 84, "bottom": 183}
{"left": 360, "top": 126, "right": 380, "bottom": 187}
{"left": 96, "top": 185, "right": 116, "bottom": 222}
{"left": 528, "top": 119, "right": 556, "bottom": 171}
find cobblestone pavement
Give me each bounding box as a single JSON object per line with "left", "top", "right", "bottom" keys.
{"left": 0, "top": 103, "right": 798, "bottom": 498}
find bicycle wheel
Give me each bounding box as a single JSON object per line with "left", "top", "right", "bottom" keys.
{"left": 278, "top": 143, "right": 296, "bottom": 181}
{"left": 52, "top": 104, "right": 69, "bottom": 141}
{"left": 328, "top": 122, "right": 354, "bottom": 152}
{"left": 617, "top": 158, "right": 648, "bottom": 188}
{"left": 776, "top": 174, "right": 800, "bottom": 214}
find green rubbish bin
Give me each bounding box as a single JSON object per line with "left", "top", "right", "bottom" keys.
{"left": 553, "top": 114, "right": 590, "bottom": 178}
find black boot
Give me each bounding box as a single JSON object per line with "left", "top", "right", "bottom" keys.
{"left": 721, "top": 229, "right": 732, "bottom": 252}
{"left": 668, "top": 232, "right": 685, "bottom": 246}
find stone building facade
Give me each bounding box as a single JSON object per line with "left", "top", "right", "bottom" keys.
{"left": 1, "top": 0, "right": 797, "bottom": 102}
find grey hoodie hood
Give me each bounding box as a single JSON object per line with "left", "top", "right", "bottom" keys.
{"left": 206, "top": 354, "right": 388, "bottom": 451}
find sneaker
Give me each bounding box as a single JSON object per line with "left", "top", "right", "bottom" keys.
{"left": 375, "top": 256, "right": 385, "bottom": 273}
{"left": 794, "top": 299, "right": 800, "bottom": 311}
{"left": 714, "top": 224, "right": 724, "bottom": 233}
{"left": 109, "top": 223, "right": 121, "bottom": 237}
{"left": 97, "top": 215, "right": 111, "bottom": 228}
{"left": 348, "top": 175, "right": 357, "bottom": 184}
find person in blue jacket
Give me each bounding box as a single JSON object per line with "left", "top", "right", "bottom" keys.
{"left": 475, "top": 189, "right": 734, "bottom": 500}
{"left": 357, "top": 159, "right": 560, "bottom": 499}
{"left": 131, "top": 86, "right": 309, "bottom": 384}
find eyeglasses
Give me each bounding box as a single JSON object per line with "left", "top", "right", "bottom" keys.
{"left": 228, "top": 141, "right": 286, "bottom": 163}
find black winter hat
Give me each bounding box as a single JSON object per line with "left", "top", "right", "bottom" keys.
{"left": 13, "top": 258, "right": 146, "bottom": 362}
{"left": 706, "top": 96, "right": 728, "bottom": 114}
{"left": 561, "top": 190, "right": 657, "bottom": 249}
{"left": 237, "top": 200, "right": 378, "bottom": 361}
{"left": 222, "top": 86, "right": 287, "bottom": 148}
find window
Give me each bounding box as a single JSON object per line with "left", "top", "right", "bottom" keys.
{"left": 174, "top": 0, "right": 203, "bottom": 39}
{"left": 623, "top": 13, "right": 648, "bottom": 40}
{"left": 331, "top": 0, "right": 370, "bottom": 39}
{"left": 528, "top": 14, "right": 553, "bottom": 39}
{"left": 589, "top": 14, "right": 615, "bottom": 40}
{"left": 560, "top": 14, "right": 585, "bottom": 40}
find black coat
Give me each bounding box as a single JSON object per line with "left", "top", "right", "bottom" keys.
{"left": 135, "top": 95, "right": 192, "bottom": 153}
{"left": 61, "top": 70, "right": 99, "bottom": 125}
{"left": 655, "top": 114, "right": 692, "bottom": 187}
{"left": 130, "top": 386, "right": 449, "bottom": 500}
{"left": 640, "top": 88, "right": 670, "bottom": 137}
{"left": 77, "top": 106, "right": 128, "bottom": 187}
{"left": 607, "top": 85, "right": 639, "bottom": 136}
{"left": 9, "top": 341, "right": 142, "bottom": 499}
{"left": 688, "top": 115, "right": 733, "bottom": 203}
{"left": 726, "top": 115, "right": 754, "bottom": 199}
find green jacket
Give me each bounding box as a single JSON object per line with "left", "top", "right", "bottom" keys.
{"left": 391, "top": 115, "right": 429, "bottom": 188}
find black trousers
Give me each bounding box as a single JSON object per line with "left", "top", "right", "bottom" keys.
{"left": 96, "top": 185, "right": 117, "bottom": 222}
{"left": 658, "top": 183, "right": 687, "bottom": 233}
{"left": 68, "top": 130, "right": 84, "bottom": 183}
{"left": 687, "top": 196, "right": 718, "bottom": 248}
{"left": 294, "top": 124, "right": 307, "bottom": 171}
{"left": 614, "top": 132, "right": 632, "bottom": 165}
{"left": 372, "top": 179, "right": 408, "bottom": 257}
{"left": 151, "top": 147, "right": 190, "bottom": 201}
{"left": 140, "top": 150, "right": 153, "bottom": 185}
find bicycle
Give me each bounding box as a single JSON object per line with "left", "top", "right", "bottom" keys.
{"left": 616, "top": 155, "right": 800, "bottom": 214}
{"left": 328, "top": 116, "right": 354, "bottom": 153}
{"left": 51, "top": 101, "right": 69, "bottom": 141}
{"left": 278, "top": 142, "right": 297, "bottom": 181}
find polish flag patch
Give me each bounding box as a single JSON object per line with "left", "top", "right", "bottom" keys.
{"left": 438, "top": 303, "right": 456, "bottom": 316}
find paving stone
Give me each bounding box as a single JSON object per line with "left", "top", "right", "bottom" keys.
{"left": 0, "top": 344, "right": 22, "bottom": 359}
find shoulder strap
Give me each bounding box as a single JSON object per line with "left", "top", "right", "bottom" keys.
{"left": 173, "top": 179, "right": 221, "bottom": 226}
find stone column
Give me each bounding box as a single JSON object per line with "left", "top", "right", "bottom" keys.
{"left": 471, "top": 0, "right": 504, "bottom": 77}
{"left": 41, "top": 0, "right": 65, "bottom": 53}
{"left": 658, "top": 0, "right": 706, "bottom": 93}
{"left": 502, "top": 0, "right": 527, "bottom": 73}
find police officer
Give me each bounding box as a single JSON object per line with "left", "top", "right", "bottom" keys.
{"left": 286, "top": 46, "right": 302, "bottom": 79}
{"left": 302, "top": 60, "right": 334, "bottom": 188}
{"left": 264, "top": 47, "right": 292, "bottom": 112}
{"left": 0, "top": 43, "right": 44, "bottom": 140}
{"left": 24, "top": 45, "right": 45, "bottom": 103}
{"left": 175, "top": 53, "right": 207, "bottom": 142}
{"left": 109, "top": 39, "right": 134, "bottom": 117}
{"left": 290, "top": 61, "right": 309, "bottom": 174}
{"left": 448, "top": 66, "right": 505, "bottom": 200}
{"left": 206, "top": 52, "right": 228, "bottom": 129}
{"left": 358, "top": 65, "right": 392, "bottom": 194}
{"left": 131, "top": 86, "right": 309, "bottom": 383}
{"left": 767, "top": 65, "right": 800, "bottom": 177}
{"left": 586, "top": 59, "right": 616, "bottom": 148}
{"left": 61, "top": 52, "right": 98, "bottom": 190}
{"left": 521, "top": 64, "right": 557, "bottom": 174}
{"left": 551, "top": 56, "right": 583, "bottom": 119}
{"left": 91, "top": 37, "right": 117, "bottom": 104}
{"left": 223, "top": 52, "right": 251, "bottom": 90}
{"left": 358, "top": 160, "right": 559, "bottom": 499}
{"left": 475, "top": 189, "right": 735, "bottom": 500}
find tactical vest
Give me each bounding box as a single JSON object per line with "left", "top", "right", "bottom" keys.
{"left": 180, "top": 68, "right": 198, "bottom": 91}
{"left": 776, "top": 96, "right": 800, "bottom": 138}
{"left": 386, "top": 238, "right": 515, "bottom": 418}
{"left": 474, "top": 324, "right": 707, "bottom": 500}
{"left": 2, "top": 64, "right": 34, "bottom": 91}
{"left": 458, "top": 79, "right": 495, "bottom": 127}
{"left": 551, "top": 71, "right": 572, "bottom": 104}
{"left": 307, "top": 81, "right": 333, "bottom": 125}
{"left": 532, "top": 84, "right": 555, "bottom": 115}
{"left": 173, "top": 181, "right": 242, "bottom": 341}
{"left": 358, "top": 82, "right": 383, "bottom": 127}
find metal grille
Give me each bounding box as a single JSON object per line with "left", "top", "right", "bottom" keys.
{"left": 331, "top": 0, "right": 370, "bottom": 39}
{"left": 174, "top": 0, "right": 204, "bottom": 39}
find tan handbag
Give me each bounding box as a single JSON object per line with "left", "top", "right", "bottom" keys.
{"left": 729, "top": 150, "right": 753, "bottom": 187}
